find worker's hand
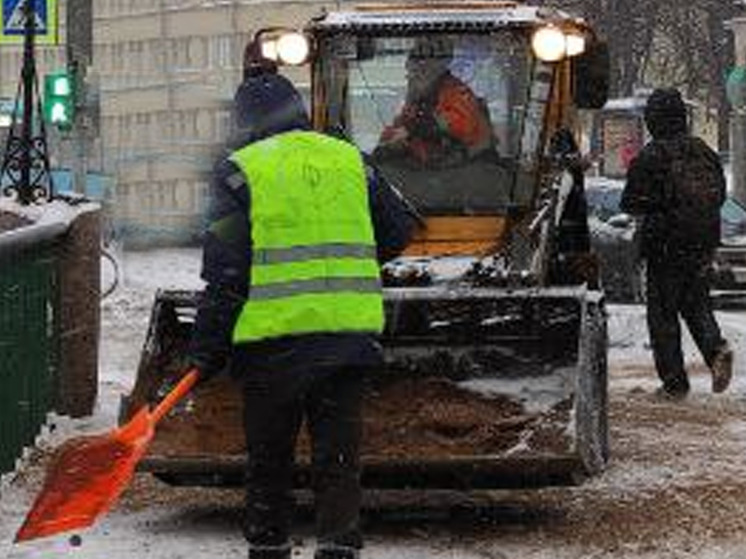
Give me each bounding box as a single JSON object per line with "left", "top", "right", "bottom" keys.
{"left": 178, "top": 363, "right": 207, "bottom": 387}
{"left": 182, "top": 351, "right": 229, "bottom": 385}
{"left": 380, "top": 125, "right": 409, "bottom": 145}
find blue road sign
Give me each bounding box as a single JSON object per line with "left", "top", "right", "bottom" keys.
{"left": 1, "top": 0, "right": 57, "bottom": 44}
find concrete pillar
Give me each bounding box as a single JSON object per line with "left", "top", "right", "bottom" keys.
{"left": 726, "top": 17, "right": 746, "bottom": 206}
{"left": 55, "top": 205, "right": 101, "bottom": 417}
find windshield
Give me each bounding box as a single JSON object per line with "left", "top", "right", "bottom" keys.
{"left": 316, "top": 32, "right": 553, "bottom": 215}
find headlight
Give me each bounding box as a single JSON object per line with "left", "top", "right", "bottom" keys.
{"left": 259, "top": 31, "right": 310, "bottom": 66}
{"left": 260, "top": 39, "right": 279, "bottom": 62}
{"left": 532, "top": 25, "right": 566, "bottom": 62}
{"left": 531, "top": 26, "right": 588, "bottom": 62}
{"left": 565, "top": 33, "right": 586, "bottom": 57}
{"left": 276, "top": 32, "right": 310, "bottom": 65}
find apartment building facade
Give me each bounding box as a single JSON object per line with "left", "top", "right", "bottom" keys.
{"left": 0, "top": 0, "right": 333, "bottom": 245}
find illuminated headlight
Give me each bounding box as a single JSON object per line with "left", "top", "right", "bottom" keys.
{"left": 260, "top": 32, "right": 310, "bottom": 65}
{"left": 276, "top": 32, "right": 310, "bottom": 65}
{"left": 260, "top": 39, "right": 279, "bottom": 62}
{"left": 532, "top": 26, "right": 567, "bottom": 62}
{"left": 565, "top": 33, "right": 586, "bottom": 57}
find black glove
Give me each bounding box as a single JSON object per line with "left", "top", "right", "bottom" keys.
{"left": 185, "top": 340, "right": 231, "bottom": 384}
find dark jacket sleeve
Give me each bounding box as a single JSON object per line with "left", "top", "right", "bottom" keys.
{"left": 366, "top": 164, "right": 420, "bottom": 263}
{"left": 621, "top": 147, "right": 669, "bottom": 259}
{"left": 621, "top": 148, "right": 662, "bottom": 216}
{"left": 187, "top": 158, "right": 250, "bottom": 378}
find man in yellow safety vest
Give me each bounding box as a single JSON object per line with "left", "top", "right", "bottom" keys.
{"left": 186, "top": 70, "right": 418, "bottom": 559}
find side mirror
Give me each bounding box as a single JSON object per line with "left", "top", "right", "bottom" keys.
{"left": 357, "top": 37, "right": 376, "bottom": 61}
{"left": 607, "top": 212, "right": 632, "bottom": 228}
{"left": 573, "top": 41, "right": 609, "bottom": 109}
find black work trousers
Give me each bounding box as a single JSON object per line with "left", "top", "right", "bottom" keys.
{"left": 241, "top": 365, "right": 364, "bottom": 558}
{"left": 645, "top": 252, "right": 726, "bottom": 393}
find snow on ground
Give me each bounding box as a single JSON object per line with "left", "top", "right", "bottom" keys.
{"left": 3, "top": 247, "right": 746, "bottom": 558}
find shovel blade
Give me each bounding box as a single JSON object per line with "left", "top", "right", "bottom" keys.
{"left": 14, "top": 407, "right": 154, "bottom": 543}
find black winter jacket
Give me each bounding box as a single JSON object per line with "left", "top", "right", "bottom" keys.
{"left": 621, "top": 89, "right": 725, "bottom": 260}
{"left": 621, "top": 135, "right": 725, "bottom": 259}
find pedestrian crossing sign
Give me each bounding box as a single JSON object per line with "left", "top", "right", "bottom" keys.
{"left": 1, "top": 0, "right": 58, "bottom": 45}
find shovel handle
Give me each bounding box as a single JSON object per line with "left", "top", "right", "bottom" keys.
{"left": 152, "top": 368, "right": 201, "bottom": 423}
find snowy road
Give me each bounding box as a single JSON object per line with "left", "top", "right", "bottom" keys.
{"left": 3, "top": 248, "right": 746, "bottom": 559}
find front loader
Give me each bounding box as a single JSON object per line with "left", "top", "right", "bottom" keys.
{"left": 121, "top": 1, "right": 610, "bottom": 489}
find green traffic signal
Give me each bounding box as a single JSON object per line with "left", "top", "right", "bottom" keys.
{"left": 43, "top": 71, "right": 75, "bottom": 130}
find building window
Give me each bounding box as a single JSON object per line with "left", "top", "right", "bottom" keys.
{"left": 208, "top": 35, "right": 233, "bottom": 69}
{"left": 187, "top": 36, "right": 207, "bottom": 69}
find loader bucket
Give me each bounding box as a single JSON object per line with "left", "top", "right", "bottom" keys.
{"left": 120, "top": 286, "right": 607, "bottom": 489}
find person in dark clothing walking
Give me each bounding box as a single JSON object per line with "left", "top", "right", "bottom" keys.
{"left": 621, "top": 87, "right": 733, "bottom": 399}
{"left": 185, "top": 72, "right": 418, "bottom": 559}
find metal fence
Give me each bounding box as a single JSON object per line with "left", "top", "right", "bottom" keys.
{"left": 0, "top": 240, "right": 59, "bottom": 474}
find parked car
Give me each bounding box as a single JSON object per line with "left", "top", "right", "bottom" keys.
{"left": 585, "top": 178, "right": 644, "bottom": 302}
{"left": 585, "top": 177, "right": 746, "bottom": 303}
{"left": 712, "top": 197, "right": 746, "bottom": 290}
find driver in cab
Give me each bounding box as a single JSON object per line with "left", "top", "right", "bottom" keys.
{"left": 373, "top": 36, "right": 493, "bottom": 168}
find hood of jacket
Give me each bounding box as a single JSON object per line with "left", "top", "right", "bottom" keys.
{"left": 230, "top": 72, "right": 310, "bottom": 147}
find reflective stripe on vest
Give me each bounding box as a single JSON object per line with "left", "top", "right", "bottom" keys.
{"left": 229, "top": 130, "right": 384, "bottom": 343}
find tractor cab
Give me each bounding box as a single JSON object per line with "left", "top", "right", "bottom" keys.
{"left": 257, "top": 2, "right": 609, "bottom": 259}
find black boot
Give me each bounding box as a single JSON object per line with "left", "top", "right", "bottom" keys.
{"left": 314, "top": 546, "right": 359, "bottom": 559}
{"left": 248, "top": 544, "right": 292, "bottom": 559}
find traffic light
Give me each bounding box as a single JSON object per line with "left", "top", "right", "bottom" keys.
{"left": 43, "top": 71, "right": 75, "bottom": 131}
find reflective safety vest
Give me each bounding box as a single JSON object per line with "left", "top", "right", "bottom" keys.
{"left": 229, "top": 130, "right": 384, "bottom": 343}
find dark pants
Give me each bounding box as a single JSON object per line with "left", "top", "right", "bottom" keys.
{"left": 242, "top": 366, "right": 363, "bottom": 558}
{"left": 646, "top": 252, "right": 726, "bottom": 393}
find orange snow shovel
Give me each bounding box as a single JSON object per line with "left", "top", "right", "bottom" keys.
{"left": 15, "top": 368, "right": 200, "bottom": 543}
